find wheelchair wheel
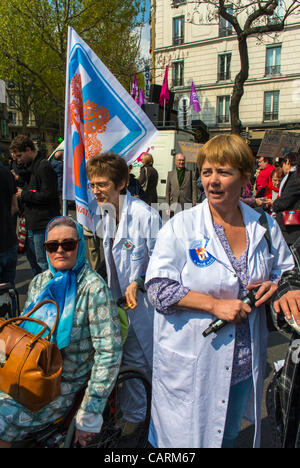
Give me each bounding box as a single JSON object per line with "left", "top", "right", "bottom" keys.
{"left": 0, "top": 283, "right": 19, "bottom": 319}
{"left": 64, "top": 366, "right": 152, "bottom": 448}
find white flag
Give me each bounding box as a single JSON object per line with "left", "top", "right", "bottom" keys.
{"left": 63, "top": 27, "right": 158, "bottom": 231}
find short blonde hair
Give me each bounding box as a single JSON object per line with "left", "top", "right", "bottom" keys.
{"left": 142, "top": 153, "right": 154, "bottom": 165}
{"left": 197, "top": 134, "right": 255, "bottom": 179}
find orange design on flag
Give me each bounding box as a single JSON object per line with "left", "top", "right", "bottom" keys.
{"left": 83, "top": 100, "right": 110, "bottom": 160}
{"left": 70, "top": 74, "right": 111, "bottom": 186}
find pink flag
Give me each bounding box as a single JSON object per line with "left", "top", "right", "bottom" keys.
{"left": 131, "top": 72, "right": 138, "bottom": 100}
{"left": 159, "top": 66, "right": 169, "bottom": 107}
{"left": 190, "top": 81, "right": 201, "bottom": 113}
{"left": 138, "top": 88, "right": 146, "bottom": 107}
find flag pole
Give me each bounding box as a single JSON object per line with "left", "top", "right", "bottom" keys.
{"left": 163, "top": 99, "right": 166, "bottom": 127}
{"left": 62, "top": 27, "right": 72, "bottom": 217}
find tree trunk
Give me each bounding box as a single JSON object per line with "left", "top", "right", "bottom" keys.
{"left": 21, "top": 111, "right": 30, "bottom": 134}
{"left": 230, "top": 34, "right": 249, "bottom": 135}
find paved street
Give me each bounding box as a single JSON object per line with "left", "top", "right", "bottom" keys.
{"left": 15, "top": 252, "right": 289, "bottom": 448}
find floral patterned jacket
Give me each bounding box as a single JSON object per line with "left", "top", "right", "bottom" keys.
{"left": 23, "top": 263, "right": 122, "bottom": 426}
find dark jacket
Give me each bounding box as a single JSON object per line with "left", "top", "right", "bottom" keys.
{"left": 127, "top": 173, "right": 145, "bottom": 200}
{"left": 139, "top": 164, "right": 158, "bottom": 205}
{"left": 51, "top": 159, "right": 63, "bottom": 193}
{"left": 0, "top": 162, "right": 17, "bottom": 252}
{"left": 268, "top": 239, "right": 300, "bottom": 447}
{"left": 9, "top": 159, "right": 30, "bottom": 188}
{"left": 21, "top": 152, "right": 60, "bottom": 230}
{"left": 272, "top": 171, "right": 300, "bottom": 246}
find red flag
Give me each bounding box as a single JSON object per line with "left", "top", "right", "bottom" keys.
{"left": 159, "top": 66, "right": 169, "bottom": 107}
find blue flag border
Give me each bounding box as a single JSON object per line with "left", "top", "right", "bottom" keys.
{"left": 68, "top": 42, "right": 148, "bottom": 156}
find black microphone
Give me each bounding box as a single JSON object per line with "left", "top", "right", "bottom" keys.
{"left": 202, "top": 286, "right": 261, "bottom": 338}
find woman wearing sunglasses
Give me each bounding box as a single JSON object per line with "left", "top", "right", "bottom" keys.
{"left": 0, "top": 216, "right": 122, "bottom": 448}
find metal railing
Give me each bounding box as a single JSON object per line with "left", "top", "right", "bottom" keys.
{"left": 173, "top": 35, "right": 184, "bottom": 45}
{"left": 265, "top": 65, "right": 281, "bottom": 76}
{"left": 217, "top": 114, "right": 230, "bottom": 124}
{"left": 217, "top": 71, "right": 231, "bottom": 81}
{"left": 264, "top": 111, "right": 279, "bottom": 121}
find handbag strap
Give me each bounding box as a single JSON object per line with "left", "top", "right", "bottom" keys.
{"left": 23, "top": 299, "right": 60, "bottom": 340}
{"left": 0, "top": 300, "right": 60, "bottom": 344}
{"left": 0, "top": 316, "right": 50, "bottom": 348}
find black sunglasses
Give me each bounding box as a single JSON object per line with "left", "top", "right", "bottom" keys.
{"left": 44, "top": 239, "right": 80, "bottom": 253}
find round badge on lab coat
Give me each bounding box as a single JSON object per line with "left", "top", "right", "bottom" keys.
{"left": 189, "top": 240, "right": 215, "bottom": 268}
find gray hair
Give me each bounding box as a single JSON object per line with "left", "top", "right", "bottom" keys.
{"left": 47, "top": 217, "right": 78, "bottom": 239}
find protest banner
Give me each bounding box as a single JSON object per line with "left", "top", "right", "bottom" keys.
{"left": 178, "top": 141, "right": 202, "bottom": 163}
{"left": 63, "top": 27, "right": 158, "bottom": 231}
{"left": 257, "top": 130, "right": 300, "bottom": 159}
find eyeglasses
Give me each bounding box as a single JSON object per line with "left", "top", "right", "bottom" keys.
{"left": 89, "top": 182, "right": 109, "bottom": 190}
{"left": 44, "top": 239, "right": 80, "bottom": 253}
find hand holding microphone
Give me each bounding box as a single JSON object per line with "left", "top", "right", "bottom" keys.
{"left": 203, "top": 286, "right": 261, "bottom": 337}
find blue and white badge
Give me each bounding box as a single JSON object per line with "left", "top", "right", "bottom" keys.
{"left": 189, "top": 240, "right": 215, "bottom": 268}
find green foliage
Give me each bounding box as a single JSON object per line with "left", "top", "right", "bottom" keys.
{"left": 0, "top": 0, "right": 146, "bottom": 126}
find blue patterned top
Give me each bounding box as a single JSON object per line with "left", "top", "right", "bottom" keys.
{"left": 213, "top": 222, "right": 252, "bottom": 385}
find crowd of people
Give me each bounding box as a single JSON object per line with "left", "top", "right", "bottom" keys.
{"left": 0, "top": 133, "right": 299, "bottom": 448}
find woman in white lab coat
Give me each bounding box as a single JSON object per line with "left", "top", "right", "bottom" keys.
{"left": 145, "top": 134, "right": 294, "bottom": 448}
{"left": 86, "top": 153, "right": 161, "bottom": 428}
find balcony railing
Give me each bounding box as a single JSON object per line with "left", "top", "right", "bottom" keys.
{"left": 217, "top": 114, "right": 230, "bottom": 124}
{"left": 172, "top": 78, "right": 184, "bottom": 87}
{"left": 173, "top": 35, "right": 184, "bottom": 46}
{"left": 264, "top": 111, "right": 279, "bottom": 121}
{"left": 219, "top": 26, "right": 233, "bottom": 37}
{"left": 8, "top": 118, "right": 36, "bottom": 127}
{"left": 265, "top": 65, "right": 281, "bottom": 76}
{"left": 217, "top": 71, "right": 231, "bottom": 81}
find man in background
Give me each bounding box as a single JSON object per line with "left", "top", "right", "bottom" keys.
{"left": 165, "top": 153, "right": 197, "bottom": 215}
{"left": 10, "top": 135, "right": 60, "bottom": 276}
{"left": 50, "top": 150, "right": 64, "bottom": 197}
{"left": 0, "top": 161, "right": 18, "bottom": 285}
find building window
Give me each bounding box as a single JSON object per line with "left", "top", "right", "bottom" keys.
{"left": 173, "top": 16, "right": 184, "bottom": 45}
{"left": 265, "top": 46, "right": 281, "bottom": 76}
{"left": 219, "top": 7, "right": 233, "bottom": 37}
{"left": 217, "top": 96, "right": 230, "bottom": 123}
{"left": 8, "top": 94, "right": 17, "bottom": 108}
{"left": 172, "top": 61, "right": 184, "bottom": 87}
{"left": 218, "top": 53, "right": 231, "bottom": 81}
{"left": 171, "top": 0, "right": 186, "bottom": 7}
{"left": 264, "top": 91, "right": 279, "bottom": 121}
{"left": 8, "top": 112, "right": 17, "bottom": 125}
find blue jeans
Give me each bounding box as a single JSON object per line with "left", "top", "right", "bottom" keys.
{"left": 26, "top": 229, "right": 48, "bottom": 276}
{"left": 222, "top": 377, "right": 253, "bottom": 448}
{"left": 0, "top": 244, "right": 18, "bottom": 285}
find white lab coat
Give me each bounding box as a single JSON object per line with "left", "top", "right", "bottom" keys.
{"left": 145, "top": 200, "right": 294, "bottom": 448}
{"left": 100, "top": 192, "right": 161, "bottom": 369}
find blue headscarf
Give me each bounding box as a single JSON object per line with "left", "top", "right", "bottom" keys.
{"left": 21, "top": 216, "right": 86, "bottom": 349}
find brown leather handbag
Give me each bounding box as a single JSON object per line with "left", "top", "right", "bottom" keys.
{"left": 0, "top": 300, "right": 62, "bottom": 412}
